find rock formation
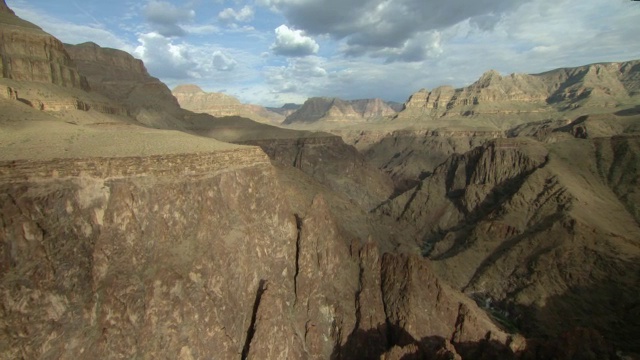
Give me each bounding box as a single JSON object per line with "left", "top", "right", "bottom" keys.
{"left": 283, "top": 97, "right": 400, "bottom": 125}
{"left": 65, "top": 42, "right": 185, "bottom": 129}
{"left": 172, "top": 84, "right": 285, "bottom": 124}
{"left": 0, "top": 2, "right": 88, "bottom": 89}
{"left": 1, "top": 1, "right": 639, "bottom": 358}
{"left": 377, "top": 136, "right": 640, "bottom": 352}
{"left": 266, "top": 103, "right": 302, "bottom": 117}
{"left": 398, "top": 60, "right": 640, "bottom": 121}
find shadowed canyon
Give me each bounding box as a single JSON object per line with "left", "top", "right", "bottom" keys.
{"left": 1, "top": 1, "right": 640, "bottom": 359}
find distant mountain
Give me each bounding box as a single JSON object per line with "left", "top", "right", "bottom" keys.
{"left": 266, "top": 103, "right": 301, "bottom": 117}
{"left": 397, "top": 60, "right": 640, "bottom": 121}
{"left": 172, "top": 84, "right": 284, "bottom": 124}
{"left": 283, "top": 97, "right": 400, "bottom": 125}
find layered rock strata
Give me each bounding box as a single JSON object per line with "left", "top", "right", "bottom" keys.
{"left": 398, "top": 60, "right": 640, "bottom": 121}
{"left": 378, "top": 137, "right": 640, "bottom": 352}
{"left": 1, "top": 149, "right": 523, "bottom": 359}
{"left": 172, "top": 84, "right": 284, "bottom": 124}
{"left": 0, "top": 2, "right": 88, "bottom": 89}
{"left": 283, "top": 97, "right": 400, "bottom": 125}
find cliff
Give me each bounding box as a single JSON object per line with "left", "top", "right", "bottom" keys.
{"left": 0, "top": 2, "right": 88, "bottom": 89}
{"left": 377, "top": 137, "right": 640, "bottom": 351}
{"left": 0, "top": 148, "right": 529, "bottom": 359}
{"left": 172, "top": 84, "right": 284, "bottom": 124}
{"left": 65, "top": 42, "right": 185, "bottom": 129}
{"left": 266, "top": 102, "right": 301, "bottom": 117}
{"left": 398, "top": 60, "right": 640, "bottom": 121}
{"left": 283, "top": 97, "right": 400, "bottom": 125}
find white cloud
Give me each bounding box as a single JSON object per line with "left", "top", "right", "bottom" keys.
{"left": 270, "top": 24, "right": 319, "bottom": 57}
{"left": 260, "top": 0, "right": 520, "bottom": 62}
{"left": 134, "top": 32, "right": 196, "bottom": 79}
{"left": 183, "top": 24, "right": 220, "bottom": 35}
{"left": 212, "top": 51, "right": 237, "bottom": 71}
{"left": 143, "top": 0, "right": 195, "bottom": 37}
{"left": 218, "top": 6, "right": 255, "bottom": 23}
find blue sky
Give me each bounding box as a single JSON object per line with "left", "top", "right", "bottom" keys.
{"left": 7, "top": 0, "right": 640, "bottom": 107}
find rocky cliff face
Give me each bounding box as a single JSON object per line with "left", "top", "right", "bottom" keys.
{"left": 65, "top": 42, "right": 185, "bottom": 129}
{"left": 398, "top": 60, "right": 640, "bottom": 121}
{"left": 0, "top": 2, "right": 88, "bottom": 89}
{"left": 244, "top": 135, "right": 395, "bottom": 210}
{"left": 283, "top": 97, "right": 399, "bottom": 125}
{"left": 172, "top": 84, "right": 284, "bottom": 124}
{"left": 266, "top": 103, "right": 301, "bottom": 117}
{"left": 362, "top": 129, "right": 505, "bottom": 194}
{"left": 0, "top": 147, "right": 530, "bottom": 359}
{"left": 378, "top": 137, "right": 640, "bottom": 352}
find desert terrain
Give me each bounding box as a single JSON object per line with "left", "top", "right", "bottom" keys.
{"left": 1, "top": 1, "right": 640, "bottom": 359}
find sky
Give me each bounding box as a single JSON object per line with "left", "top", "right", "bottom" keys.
{"left": 7, "top": 0, "right": 640, "bottom": 107}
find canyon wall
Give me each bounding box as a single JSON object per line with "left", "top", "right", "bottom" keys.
{"left": 0, "top": 4, "right": 88, "bottom": 90}
{"left": 377, "top": 137, "right": 640, "bottom": 352}
{"left": 0, "top": 149, "right": 527, "bottom": 359}
{"left": 397, "top": 60, "right": 640, "bottom": 121}
{"left": 172, "top": 84, "right": 284, "bottom": 124}
{"left": 283, "top": 97, "right": 400, "bottom": 125}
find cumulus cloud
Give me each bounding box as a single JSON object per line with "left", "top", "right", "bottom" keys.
{"left": 218, "top": 6, "right": 255, "bottom": 23}
{"left": 143, "top": 0, "right": 195, "bottom": 37}
{"left": 261, "top": 0, "right": 521, "bottom": 61}
{"left": 134, "top": 32, "right": 196, "bottom": 79}
{"left": 270, "top": 25, "right": 319, "bottom": 57}
{"left": 212, "top": 51, "right": 237, "bottom": 71}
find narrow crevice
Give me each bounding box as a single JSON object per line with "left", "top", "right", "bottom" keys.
{"left": 352, "top": 257, "right": 364, "bottom": 333}
{"left": 241, "top": 279, "right": 267, "bottom": 360}
{"left": 292, "top": 140, "right": 304, "bottom": 169}
{"left": 379, "top": 257, "right": 394, "bottom": 350}
{"left": 293, "top": 214, "right": 302, "bottom": 304}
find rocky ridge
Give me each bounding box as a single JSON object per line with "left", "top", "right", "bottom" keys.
{"left": 266, "top": 102, "right": 302, "bottom": 117}
{"left": 65, "top": 42, "right": 185, "bottom": 129}
{"left": 283, "top": 97, "right": 400, "bottom": 125}
{"left": 398, "top": 60, "right": 640, "bottom": 121}
{"left": 1, "top": 1, "right": 637, "bottom": 357}
{"left": 172, "top": 84, "right": 285, "bottom": 124}
{"left": 377, "top": 136, "right": 640, "bottom": 352}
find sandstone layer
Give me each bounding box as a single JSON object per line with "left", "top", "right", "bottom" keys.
{"left": 0, "top": 3, "right": 87, "bottom": 90}
{"left": 283, "top": 97, "right": 400, "bottom": 125}
{"left": 65, "top": 42, "right": 185, "bottom": 129}
{"left": 172, "top": 84, "right": 285, "bottom": 125}
{"left": 398, "top": 60, "right": 640, "bottom": 121}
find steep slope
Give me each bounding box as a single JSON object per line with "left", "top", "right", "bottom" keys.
{"left": 362, "top": 129, "right": 504, "bottom": 194}
{"left": 283, "top": 97, "right": 399, "bottom": 125}
{"left": 267, "top": 103, "right": 302, "bottom": 117}
{"left": 62, "top": 42, "right": 393, "bottom": 208}
{"left": 65, "top": 42, "right": 185, "bottom": 129}
{"left": 172, "top": 84, "right": 284, "bottom": 124}
{"left": 397, "top": 59, "right": 640, "bottom": 122}
{"left": 378, "top": 137, "right": 640, "bottom": 352}
{"left": 0, "top": 2, "right": 87, "bottom": 89}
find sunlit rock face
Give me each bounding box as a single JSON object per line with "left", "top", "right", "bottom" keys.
{"left": 0, "top": 2, "right": 87, "bottom": 89}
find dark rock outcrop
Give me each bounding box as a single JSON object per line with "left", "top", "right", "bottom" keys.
{"left": 378, "top": 136, "right": 640, "bottom": 352}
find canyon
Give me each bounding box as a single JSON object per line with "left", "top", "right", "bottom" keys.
{"left": 1, "top": 1, "right": 640, "bottom": 359}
